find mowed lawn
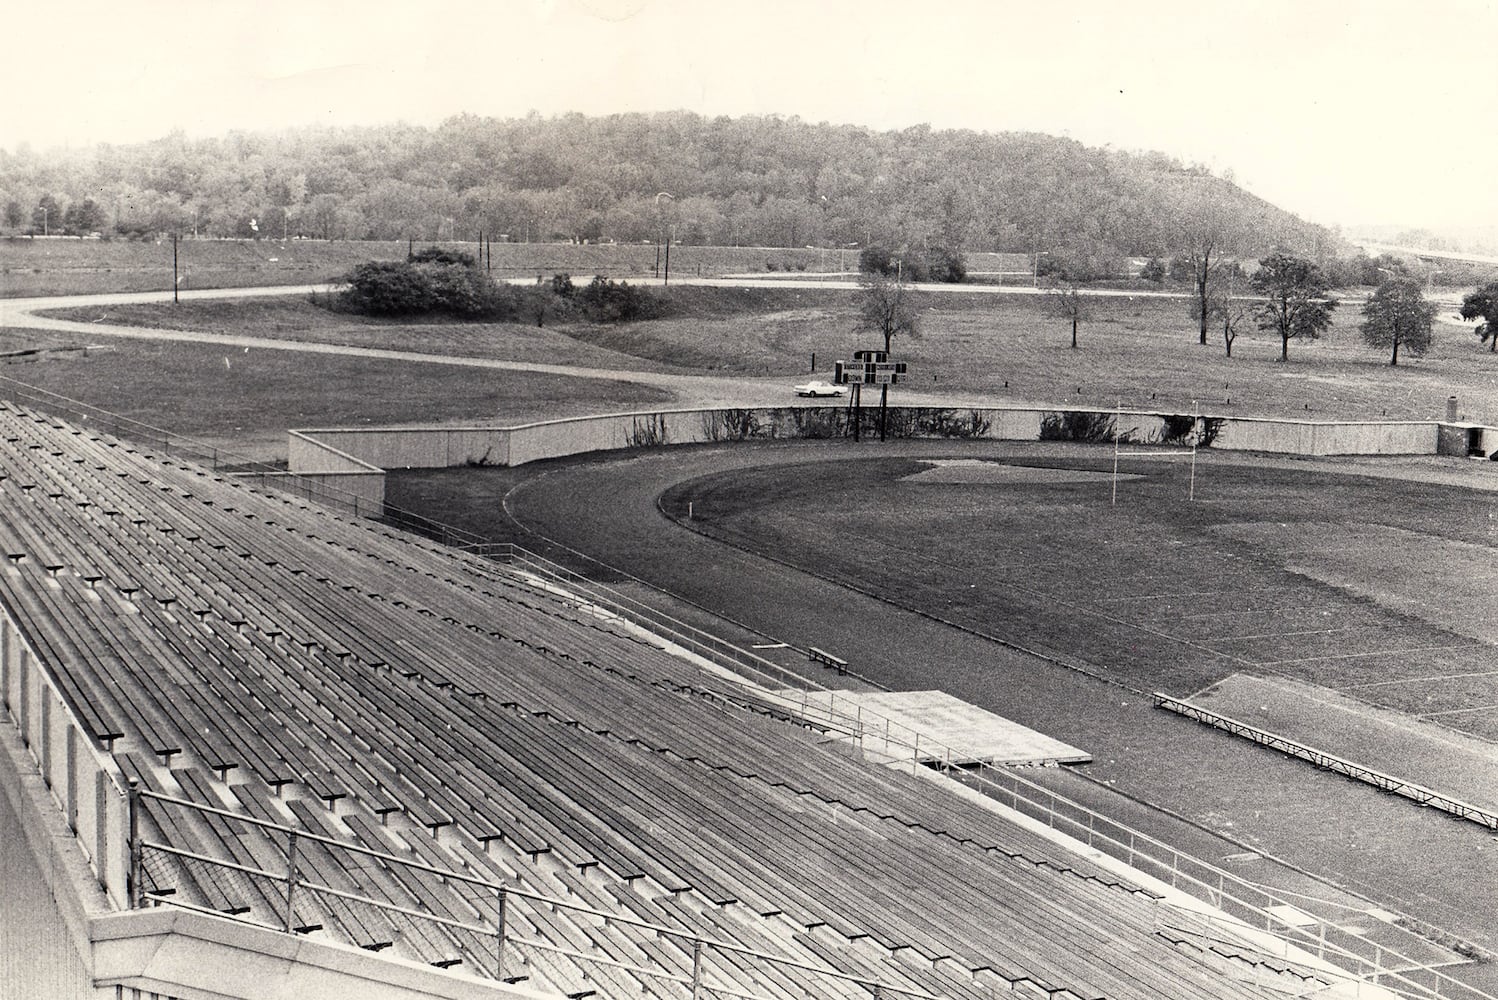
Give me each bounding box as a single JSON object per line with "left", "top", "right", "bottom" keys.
{"left": 41, "top": 285, "right": 1498, "bottom": 424}
{"left": 0, "top": 333, "right": 670, "bottom": 461}
{"left": 661, "top": 451, "right": 1498, "bottom": 741}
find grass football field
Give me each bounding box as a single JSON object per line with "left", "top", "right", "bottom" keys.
{"left": 659, "top": 449, "right": 1498, "bottom": 742}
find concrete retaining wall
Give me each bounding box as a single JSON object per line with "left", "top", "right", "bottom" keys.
{"left": 290, "top": 427, "right": 511, "bottom": 471}
{"left": 1216, "top": 418, "right": 1435, "bottom": 456}
{"left": 286, "top": 407, "right": 1491, "bottom": 516}
{"left": 0, "top": 719, "right": 104, "bottom": 1000}
{"left": 1437, "top": 423, "right": 1498, "bottom": 459}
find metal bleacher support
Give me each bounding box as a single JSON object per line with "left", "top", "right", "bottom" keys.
{"left": 807, "top": 648, "right": 848, "bottom": 674}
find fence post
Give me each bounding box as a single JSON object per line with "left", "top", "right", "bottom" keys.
{"left": 127, "top": 781, "right": 143, "bottom": 909}
{"left": 690, "top": 938, "right": 704, "bottom": 1000}
{"left": 283, "top": 830, "right": 300, "bottom": 932}
{"left": 495, "top": 887, "right": 508, "bottom": 979}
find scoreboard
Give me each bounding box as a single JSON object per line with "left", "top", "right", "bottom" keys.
{"left": 835, "top": 349, "right": 908, "bottom": 386}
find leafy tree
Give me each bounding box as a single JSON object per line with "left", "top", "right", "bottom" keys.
{"left": 1048, "top": 284, "right": 1087, "bottom": 349}
{"left": 920, "top": 245, "right": 966, "bottom": 283}
{"left": 1039, "top": 246, "right": 1122, "bottom": 283}
{"left": 62, "top": 197, "right": 106, "bottom": 235}
{"left": 520, "top": 284, "right": 569, "bottom": 327}
{"left": 1250, "top": 252, "right": 1337, "bottom": 362}
{"left": 859, "top": 245, "right": 917, "bottom": 280}
{"left": 857, "top": 244, "right": 965, "bottom": 283}
{"left": 1140, "top": 256, "right": 1166, "bottom": 283}
{"left": 32, "top": 194, "right": 61, "bottom": 234}
{"left": 307, "top": 193, "right": 341, "bottom": 240}
{"left": 1361, "top": 278, "right": 1436, "bottom": 365}
{"left": 3, "top": 200, "right": 23, "bottom": 230}
{"left": 1170, "top": 176, "right": 1246, "bottom": 345}
{"left": 1460, "top": 283, "right": 1498, "bottom": 352}
{"left": 855, "top": 272, "right": 921, "bottom": 352}
{"left": 1196, "top": 288, "right": 1247, "bottom": 357}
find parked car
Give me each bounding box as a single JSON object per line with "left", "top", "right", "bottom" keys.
{"left": 793, "top": 380, "right": 847, "bottom": 397}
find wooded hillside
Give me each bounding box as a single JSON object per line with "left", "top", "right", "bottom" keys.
{"left": 0, "top": 111, "right": 1336, "bottom": 260}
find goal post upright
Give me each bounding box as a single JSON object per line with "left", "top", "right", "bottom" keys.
{"left": 1112, "top": 400, "right": 1203, "bottom": 506}
{"left": 1189, "top": 399, "right": 1199, "bottom": 502}
{"left": 1112, "top": 400, "right": 1122, "bottom": 507}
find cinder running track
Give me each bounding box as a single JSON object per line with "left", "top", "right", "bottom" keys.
{"left": 425, "top": 439, "right": 1498, "bottom": 976}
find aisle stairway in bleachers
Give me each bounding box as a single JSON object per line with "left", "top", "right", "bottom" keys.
{"left": 0, "top": 400, "right": 1324, "bottom": 1000}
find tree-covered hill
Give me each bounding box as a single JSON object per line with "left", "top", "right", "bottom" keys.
{"left": 0, "top": 111, "right": 1336, "bottom": 261}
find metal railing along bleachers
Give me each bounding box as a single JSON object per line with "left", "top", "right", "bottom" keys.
{"left": 787, "top": 695, "right": 1496, "bottom": 1000}
{"left": 131, "top": 787, "right": 941, "bottom": 1000}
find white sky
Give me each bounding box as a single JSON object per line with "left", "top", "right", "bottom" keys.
{"left": 4, "top": 0, "right": 1494, "bottom": 232}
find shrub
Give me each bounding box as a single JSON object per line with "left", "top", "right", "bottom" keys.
{"left": 409, "top": 246, "right": 476, "bottom": 266}
{"left": 859, "top": 244, "right": 965, "bottom": 283}
{"left": 335, "top": 258, "right": 516, "bottom": 319}
{"left": 575, "top": 275, "right": 664, "bottom": 323}
{"left": 338, "top": 261, "right": 436, "bottom": 315}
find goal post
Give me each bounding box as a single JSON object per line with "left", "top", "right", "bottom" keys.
{"left": 1112, "top": 400, "right": 1200, "bottom": 506}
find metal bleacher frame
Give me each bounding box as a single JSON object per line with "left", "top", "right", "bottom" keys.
{"left": 2, "top": 377, "right": 1493, "bottom": 1000}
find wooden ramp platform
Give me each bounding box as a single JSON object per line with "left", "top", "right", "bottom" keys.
{"left": 795, "top": 689, "right": 1091, "bottom": 766}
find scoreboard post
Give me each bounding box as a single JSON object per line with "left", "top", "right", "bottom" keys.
{"left": 833, "top": 350, "right": 909, "bottom": 442}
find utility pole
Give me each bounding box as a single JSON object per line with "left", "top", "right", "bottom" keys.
{"left": 655, "top": 191, "right": 674, "bottom": 284}
{"left": 172, "top": 233, "right": 179, "bottom": 304}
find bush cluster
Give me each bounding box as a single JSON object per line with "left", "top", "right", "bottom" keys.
{"left": 858, "top": 245, "right": 966, "bottom": 283}
{"left": 331, "top": 256, "right": 666, "bottom": 326}
{"left": 337, "top": 250, "right": 519, "bottom": 319}
{"left": 573, "top": 275, "right": 664, "bottom": 323}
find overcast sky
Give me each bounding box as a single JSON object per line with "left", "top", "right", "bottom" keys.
{"left": 4, "top": 0, "right": 1493, "bottom": 233}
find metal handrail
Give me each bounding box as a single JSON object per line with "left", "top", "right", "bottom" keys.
{"left": 792, "top": 702, "right": 1496, "bottom": 1000}
{"left": 132, "top": 788, "right": 944, "bottom": 1000}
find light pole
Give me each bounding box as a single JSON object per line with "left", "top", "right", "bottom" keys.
{"left": 1033, "top": 250, "right": 1048, "bottom": 287}
{"left": 40, "top": 206, "right": 48, "bottom": 237}
{"left": 655, "top": 192, "right": 674, "bottom": 285}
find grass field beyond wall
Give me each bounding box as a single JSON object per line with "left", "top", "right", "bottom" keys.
{"left": 38, "top": 286, "right": 1498, "bottom": 425}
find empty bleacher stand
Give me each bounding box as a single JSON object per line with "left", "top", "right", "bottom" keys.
{"left": 0, "top": 400, "right": 1445, "bottom": 1000}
